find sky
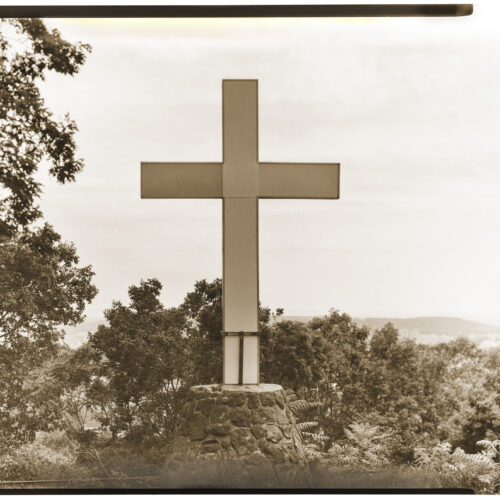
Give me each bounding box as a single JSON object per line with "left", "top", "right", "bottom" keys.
{"left": 33, "top": 1, "right": 500, "bottom": 325}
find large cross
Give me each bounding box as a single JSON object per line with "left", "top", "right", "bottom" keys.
{"left": 141, "top": 80, "right": 339, "bottom": 384}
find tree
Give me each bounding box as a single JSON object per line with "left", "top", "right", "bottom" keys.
{"left": 68, "top": 278, "right": 285, "bottom": 443}
{"left": 308, "top": 310, "right": 370, "bottom": 443}
{"left": 260, "top": 320, "right": 329, "bottom": 394}
{"left": 363, "top": 324, "right": 431, "bottom": 461}
{"left": 365, "top": 323, "right": 421, "bottom": 416}
{"left": 433, "top": 341, "right": 500, "bottom": 453}
{"left": 0, "top": 224, "right": 97, "bottom": 448}
{"left": 87, "top": 279, "right": 189, "bottom": 443}
{"left": 0, "top": 18, "right": 91, "bottom": 236}
{"left": 0, "top": 224, "right": 97, "bottom": 350}
{"left": 0, "top": 18, "right": 95, "bottom": 449}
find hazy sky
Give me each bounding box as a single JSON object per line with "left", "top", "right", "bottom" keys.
{"left": 36, "top": 1, "right": 500, "bottom": 325}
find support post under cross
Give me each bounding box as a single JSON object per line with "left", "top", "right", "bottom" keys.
{"left": 141, "top": 79, "right": 340, "bottom": 384}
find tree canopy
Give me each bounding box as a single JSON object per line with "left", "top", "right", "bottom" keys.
{"left": 88, "top": 279, "right": 188, "bottom": 441}
{"left": 0, "top": 18, "right": 91, "bottom": 236}
{"left": 0, "top": 225, "right": 97, "bottom": 448}
{"left": 0, "top": 224, "right": 97, "bottom": 350}
{"left": 0, "top": 18, "right": 96, "bottom": 450}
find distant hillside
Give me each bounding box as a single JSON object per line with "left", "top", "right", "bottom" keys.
{"left": 354, "top": 316, "right": 498, "bottom": 335}
{"left": 354, "top": 317, "right": 500, "bottom": 349}
{"left": 62, "top": 315, "right": 500, "bottom": 350}
{"left": 279, "top": 315, "right": 500, "bottom": 349}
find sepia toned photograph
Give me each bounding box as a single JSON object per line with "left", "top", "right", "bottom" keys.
{"left": 0, "top": 1, "right": 499, "bottom": 493}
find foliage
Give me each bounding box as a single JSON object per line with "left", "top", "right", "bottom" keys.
{"left": 262, "top": 315, "right": 499, "bottom": 469}
{"left": 328, "top": 422, "right": 391, "bottom": 470}
{"left": 74, "top": 439, "right": 165, "bottom": 481}
{"left": 0, "top": 226, "right": 97, "bottom": 449}
{"left": 361, "top": 324, "right": 444, "bottom": 462}
{"left": 261, "top": 319, "right": 329, "bottom": 394}
{"left": 84, "top": 279, "right": 189, "bottom": 443}
{"left": 0, "top": 18, "right": 96, "bottom": 452}
{"left": 307, "top": 311, "right": 370, "bottom": 444}
{"left": 414, "top": 440, "right": 500, "bottom": 494}
{"left": 289, "top": 399, "right": 321, "bottom": 417}
{"left": 28, "top": 279, "right": 224, "bottom": 448}
{"left": 0, "top": 224, "right": 97, "bottom": 349}
{"left": 17, "top": 343, "right": 104, "bottom": 453}
{"left": 0, "top": 442, "right": 74, "bottom": 481}
{"left": 2, "top": 270, "right": 500, "bottom": 493}
{"left": 0, "top": 18, "right": 90, "bottom": 236}
{"left": 285, "top": 389, "right": 326, "bottom": 459}
{"left": 37, "top": 430, "right": 78, "bottom": 457}
{"left": 433, "top": 342, "right": 500, "bottom": 453}
{"left": 180, "top": 278, "right": 223, "bottom": 385}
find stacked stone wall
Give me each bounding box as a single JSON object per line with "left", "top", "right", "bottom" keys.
{"left": 166, "top": 384, "right": 306, "bottom": 470}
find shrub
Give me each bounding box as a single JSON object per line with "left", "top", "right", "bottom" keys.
{"left": 285, "top": 389, "right": 327, "bottom": 459}
{"left": 0, "top": 442, "right": 74, "bottom": 481}
{"left": 414, "top": 440, "right": 500, "bottom": 493}
{"left": 328, "top": 422, "right": 391, "bottom": 470}
{"left": 36, "top": 430, "right": 78, "bottom": 456}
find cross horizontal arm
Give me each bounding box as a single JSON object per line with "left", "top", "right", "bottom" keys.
{"left": 258, "top": 162, "right": 340, "bottom": 199}
{"left": 141, "top": 162, "right": 222, "bottom": 198}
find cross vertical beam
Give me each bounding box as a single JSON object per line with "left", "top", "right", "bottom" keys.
{"left": 222, "top": 80, "right": 260, "bottom": 384}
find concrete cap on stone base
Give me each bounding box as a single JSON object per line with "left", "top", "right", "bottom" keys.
{"left": 190, "top": 384, "right": 283, "bottom": 394}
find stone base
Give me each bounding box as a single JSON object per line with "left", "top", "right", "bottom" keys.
{"left": 165, "top": 384, "right": 306, "bottom": 484}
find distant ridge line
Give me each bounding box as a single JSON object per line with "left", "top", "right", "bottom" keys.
{"left": 63, "top": 315, "right": 499, "bottom": 349}
{"left": 279, "top": 315, "right": 498, "bottom": 329}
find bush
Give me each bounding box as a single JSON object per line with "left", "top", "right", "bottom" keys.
{"left": 36, "top": 430, "right": 78, "bottom": 456}
{"left": 414, "top": 440, "right": 500, "bottom": 494}
{"left": 328, "top": 422, "right": 391, "bottom": 470}
{"left": 0, "top": 442, "right": 74, "bottom": 481}
{"left": 75, "top": 440, "right": 165, "bottom": 480}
